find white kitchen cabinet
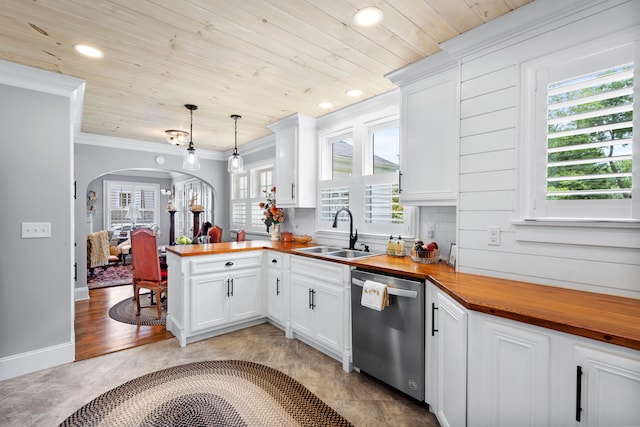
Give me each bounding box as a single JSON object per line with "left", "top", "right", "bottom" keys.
{"left": 573, "top": 344, "right": 640, "bottom": 426}
{"left": 430, "top": 286, "right": 467, "bottom": 427}
{"left": 167, "top": 251, "right": 263, "bottom": 346}
{"left": 387, "top": 52, "right": 458, "bottom": 206}
{"left": 289, "top": 255, "right": 350, "bottom": 369}
{"left": 467, "top": 313, "right": 552, "bottom": 427}
{"left": 265, "top": 251, "right": 288, "bottom": 333}
{"left": 267, "top": 113, "right": 317, "bottom": 207}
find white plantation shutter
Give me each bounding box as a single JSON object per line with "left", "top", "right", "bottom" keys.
{"left": 365, "top": 182, "right": 403, "bottom": 224}
{"left": 230, "top": 163, "right": 274, "bottom": 233}
{"left": 320, "top": 186, "right": 349, "bottom": 223}
{"left": 546, "top": 64, "right": 633, "bottom": 199}
{"left": 104, "top": 181, "right": 159, "bottom": 229}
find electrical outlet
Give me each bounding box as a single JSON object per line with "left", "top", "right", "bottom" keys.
{"left": 22, "top": 222, "right": 52, "bottom": 239}
{"left": 487, "top": 226, "right": 500, "bottom": 246}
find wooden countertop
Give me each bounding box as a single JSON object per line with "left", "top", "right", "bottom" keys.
{"left": 166, "top": 240, "right": 640, "bottom": 351}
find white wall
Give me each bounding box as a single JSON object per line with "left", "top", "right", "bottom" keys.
{"left": 443, "top": 0, "right": 640, "bottom": 297}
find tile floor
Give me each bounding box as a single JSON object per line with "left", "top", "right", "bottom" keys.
{"left": 0, "top": 323, "right": 439, "bottom": 426}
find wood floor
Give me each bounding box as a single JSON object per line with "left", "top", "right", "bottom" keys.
{"left": 74, "top": 285, "right": 174, "bottom": 361}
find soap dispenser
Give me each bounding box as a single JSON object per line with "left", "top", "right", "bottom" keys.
{"left": 395, "top": 235, "right": 404, "bottom": 256}
{"left": 387, "top": 235, "right": 395, "bottom": 255}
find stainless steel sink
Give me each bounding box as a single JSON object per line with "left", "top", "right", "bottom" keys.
{"left": 295, "top": 246, "right": 343, "bottom": 254}
{"left": 295, "top": 246, "right": 379, "bottom": 260}
{"left": 325, "top": 249, "right": 376, "bottom": 259}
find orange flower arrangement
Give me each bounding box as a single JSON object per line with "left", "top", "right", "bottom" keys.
{"left": 259, "top": 187, "right": 284, "bottom": 232}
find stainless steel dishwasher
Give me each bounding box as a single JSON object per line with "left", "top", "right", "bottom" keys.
{"left": 351, "top": 268, "right": 425, "bottom": 401}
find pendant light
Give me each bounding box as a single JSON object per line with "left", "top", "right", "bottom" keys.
{"left": 182, "top": 104, "right": 201, "bottom": 170}
{"left": 228, "top": 114, "right": 244, "bottom": 173}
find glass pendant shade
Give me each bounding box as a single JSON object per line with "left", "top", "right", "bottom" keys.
{"left": 183, "top": 143, "right": 200, "bottom": 170}
{"left": 182, "top": 104, "right": 201, "bottom": 170}
{"left": 228, "top": 114, "right": 244, "bottom": 173}
{"left": 227, "top": 152, "right": 244, "bottom": 173}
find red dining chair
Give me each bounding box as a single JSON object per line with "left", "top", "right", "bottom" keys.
{"left": 130, "top": 228, "right": 167, "bottom": 319}
{"left": 236, "top": 228, "right": 246, "bottom": 242}
{"left": 208, "top": 225, "right": 223, "bottom": 243}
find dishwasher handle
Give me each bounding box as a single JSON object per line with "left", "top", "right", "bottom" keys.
{"left": 352, "top": 278, "right": 418, "bottom": 299}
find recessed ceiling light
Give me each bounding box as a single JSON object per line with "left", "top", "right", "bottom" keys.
{"left": 346, "top": 89, "right": 363, "bottom": 97}
{"left": 353, "top": 7, "right": 383, "bottom": 27}
{"left": 73, "top": 44, "right": 104, "bottom": 58}
{"left": 319, "top": 102, "right": 333, "bottom": 109}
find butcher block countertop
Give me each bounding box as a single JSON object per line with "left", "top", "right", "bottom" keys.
{"left": 167, "top": 240, "right": 640, "bottom": 351}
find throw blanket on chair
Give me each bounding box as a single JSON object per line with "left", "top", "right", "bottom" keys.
{"left": 88, "top": 230, "right": 110, "bottom": 268}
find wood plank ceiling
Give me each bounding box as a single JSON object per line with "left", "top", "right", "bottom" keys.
{"left": 0, "top": 0, "right": 533, "bottom": 151}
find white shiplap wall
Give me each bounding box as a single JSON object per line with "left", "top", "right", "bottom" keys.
{"left": 445, "top": 0, "right": 640, "bottom": 298}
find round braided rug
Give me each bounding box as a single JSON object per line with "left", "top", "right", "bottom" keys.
{"left": 108, "top": 295, "right": 166, "bottom": 326}
{"left": 59, "top": 360, "right": 353, "bottom": 427}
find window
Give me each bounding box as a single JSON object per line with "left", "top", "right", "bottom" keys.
{"left": 104, "top": 181, "right": 160, "bottom": 230}
{"left": 231, "top": 162, "right": 274, "bottom": 232}
{"left": 523, "top": 42, "right": 638, "bottom": 221}
{"left": 318, "top": 116, "right": 416, "bottom": 238}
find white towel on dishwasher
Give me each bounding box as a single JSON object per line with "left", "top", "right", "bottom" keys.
{"left": 361, "top": 280, "right": 389, "bottom": 311}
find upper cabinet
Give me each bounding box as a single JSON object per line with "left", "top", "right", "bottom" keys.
{"left": 268, "top": 113, "right": 317, "bottom": 208}
{"left": 387, "top": 52, "right": 459, "bottom": 206}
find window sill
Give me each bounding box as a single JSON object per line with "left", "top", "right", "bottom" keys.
{"left": 513, "top": 219, "right": 640, "bottom": 249}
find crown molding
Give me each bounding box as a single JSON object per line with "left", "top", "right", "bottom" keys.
{"left": 0, "top": 59, "right": 86, "bottom": 135}
{"left": 223, "top": 132, "right": 275, "bottom": 157}
{"left": 385, "top": 50, "right": 457, "bottom": 87}
{"left": 76, "top": 132, "right": 227, "bottom": 160}
{"left": 440, "top": 0, "right": 626, "bottom": 61}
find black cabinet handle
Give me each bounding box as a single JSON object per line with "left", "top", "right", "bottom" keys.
{"left": 226, "top": 279, "right": 231, "bottom": 297}
{"left": 276, "top": 277, "right": 280, "bottom": 295}
{"left": 431, "top": 303, "right": 439, "bottom": 336}
{"left": 271, "top": 259, "right": 278, "bottom": 264}
{"left": 73, "top": 262, "right": 77, "bottom": 281}
{"left": 576, "top": 365, "right": 583, "bottom": 422}
{"left": 308, "top": 288, "right": 312, "bottom": 309}
{"left": 399, "top": 171, "right": 403, "bottom": 193}
{"left": 225, "top": 261, "right": 234, "bottom": 267}
{"left": 291, "top": 183, "right": 295, "bottom": 199}
{"left": 311, "top": 289, "right": 316, "bottom": 309}
{"left": 230, "top": 278, "right": 234, "bottom": 297}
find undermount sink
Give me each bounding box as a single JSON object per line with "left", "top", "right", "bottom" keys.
{"left": 295, "top": 246, "right": 378, "bottom": 260}
{"left": 295, "top": 246, "right": 343, "bottom": 254}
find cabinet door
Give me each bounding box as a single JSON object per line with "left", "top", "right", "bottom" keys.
{"left": 190, "top": 272, "right": 228, "bottom": 332}
{"left": 266, "top": 268, "right": 283, "bottom": 323}
{"left": 228, "top": 268, "right": 261, "bottom": 323}
{"left": 312, "top": 283, "right": 343, "bottom": 354}
{"left": 467, "top": 313, "right": 551, "bottom": 427}
{"left": 290, "top": 274, "right": 313, "bottom": 337}
{"left": 400, "top": 73, "right": 457, "bottom": 205}
{"left": 575, "top": 345, "right": 640, "bottom": 426}
{"left": 275, "top": 126, "right": 297, "bottom": 206}
{"left": 435, "top": 290, "right": 468, "bottom": 427}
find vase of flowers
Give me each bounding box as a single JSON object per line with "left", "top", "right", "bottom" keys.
{"left": 260, "top": 187, "right": 284, "bottom": 240}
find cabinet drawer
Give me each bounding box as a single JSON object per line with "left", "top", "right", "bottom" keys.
{"left": 189, "top": 253, "right": 262, "bottom": 275}
{"left": 266, "top": 252, "right": 283, "bottom": 270}
{"left": 290, "top": 255, "right": 345, "bottom": 286}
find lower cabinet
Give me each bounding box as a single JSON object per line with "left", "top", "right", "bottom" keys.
{"left": 167, "top": 251, "right": 263, "bottom": 346}
{"left": 467, "top": 311, "right": 640, "bottom": 427}
{"left": 289, "top": 255, "right": 350, "bottom": 370}
{"left": 573, "top": 344, "right": 640, "bottom": 426}
{"left": 429, "top": 286, "right": 468, "bottom": 427}
{"left": 265, "top": 251, "right": 288, "bottom": 331}
{"left": 467, "top": 313, "right": 552, "bottom": 427}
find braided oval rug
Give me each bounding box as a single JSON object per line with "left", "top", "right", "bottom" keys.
{"left": 59, "top": 360, "right": 353, "bottom": 427}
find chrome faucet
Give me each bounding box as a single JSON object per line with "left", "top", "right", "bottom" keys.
{"left": 332, "top": 207, "right": 358, "bottom": 250}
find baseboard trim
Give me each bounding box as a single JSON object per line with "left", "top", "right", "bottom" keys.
{"left": 74, "top": 285, "right": 89, "bottom": 301}
{"left": 0, "top": 342, "right": 74, "bottom": 381}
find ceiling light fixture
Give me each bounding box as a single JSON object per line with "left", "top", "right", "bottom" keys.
{"left": 182, "top": 104, "right": 201, "bottom": 170}
{"left": 228, "top": 114, "right": 244, "bottom": 174}
{"left": 165, "top": 129, "right": 189, "bottom": 146}
{"left": 319, "top": 101, "right": 333, "bottom": 109}
{"left": 346, "top": 89, "right": 363, "bottom": 97}
{"left": 73, "top": 44, "right": 104, "bottom": 58}
{"left": 353, "top": 7, "right": 383, "bottom": 27}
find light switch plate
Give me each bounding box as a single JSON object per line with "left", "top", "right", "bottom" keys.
{"left": 22, "top": 222, "right": 52, "bottom": 238}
